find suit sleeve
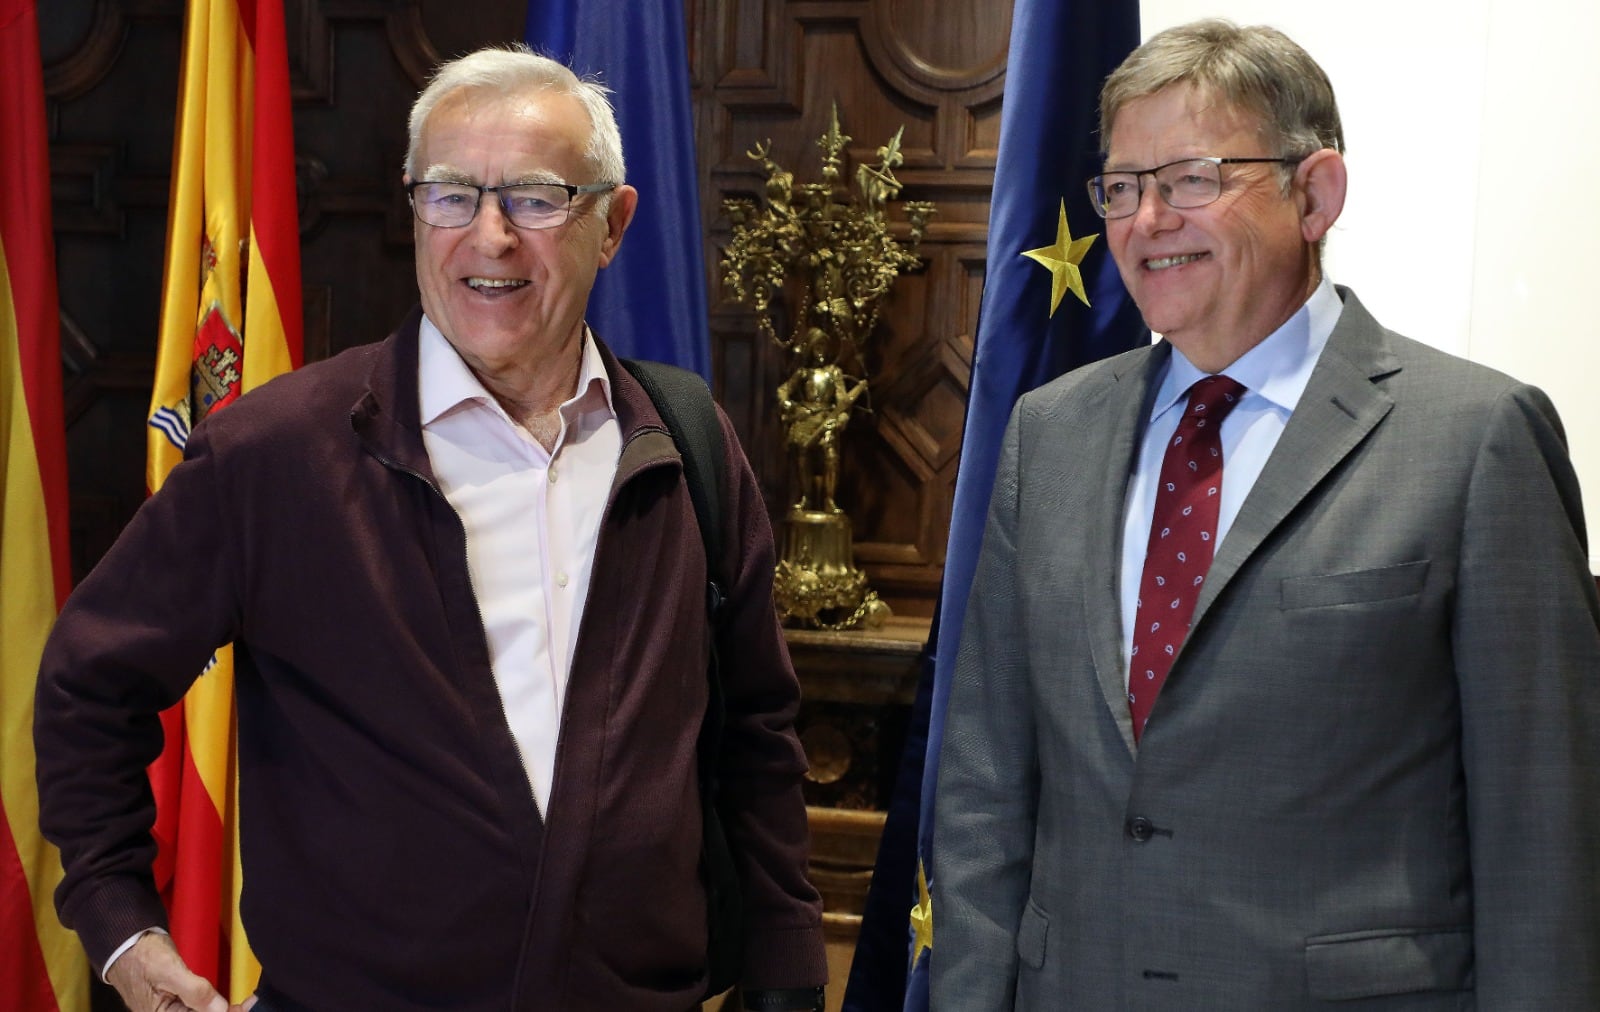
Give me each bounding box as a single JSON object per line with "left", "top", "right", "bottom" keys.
{"left": 33, "top": 423, "right": 243, "bottom": 969}
{"left": 1453, "top": 383, "right": 1600, "bottom": 1004}
{"left": 930, "top": 404, "right": 1040, "bottom": 1010}
{"left": 713, "top": 408, "right": 828, "bottom": 989}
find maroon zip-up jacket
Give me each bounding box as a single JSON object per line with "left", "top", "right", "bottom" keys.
{"left": 34, "top": 309, "right": 826, "bottom": 1010}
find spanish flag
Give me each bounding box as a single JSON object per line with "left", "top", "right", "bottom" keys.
{"left": 146, "top": 0, "right": 301, "bottom": 1000}
{"left": 0, "top": 0, "right": 89, "bottom": 1008}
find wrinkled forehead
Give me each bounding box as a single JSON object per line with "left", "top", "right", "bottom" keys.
{"left": 1108, "top": 75, "right": 1273, "bottom": 129}
{"left": 424, "top": 84, "right": 591, "bottom": 139}
{"left": 1104, "top": 84, "right": 1268, "bottom": 166}
{"left": 417, "top": 85, "right": 594, "bottom": 179}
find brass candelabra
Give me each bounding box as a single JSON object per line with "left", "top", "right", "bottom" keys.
{"left": 722, "top": 105, "right": 934, "bottom": 629}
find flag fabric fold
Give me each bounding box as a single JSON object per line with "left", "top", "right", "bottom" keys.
{"left": 844, "top": 2, "right": 1144, "bottom": 1008}
{"left": 0, "top": 2, "right": 89, "bottom": 1007}
{"left": 146, "top": 0, "right": 302, "bottom": 1000}
{"left": 524, "top": 0, "right": 711, "bottom": 380}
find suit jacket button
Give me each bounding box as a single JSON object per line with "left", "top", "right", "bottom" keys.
{"left": 1128, "top": 816, "right": 1154, "bottom": 842}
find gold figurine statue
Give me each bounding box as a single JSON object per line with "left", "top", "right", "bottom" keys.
{"left": 722, "top": 105, "right": 934, "bottom": 629}
{"left": 778, "top": 326, "right": 867, "bottom": 513}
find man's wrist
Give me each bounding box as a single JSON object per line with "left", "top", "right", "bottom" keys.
{"left": 742, "top": 986, "right": 825, "bottom": 1011}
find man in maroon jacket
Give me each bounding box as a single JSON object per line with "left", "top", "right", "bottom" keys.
{"left": 35, "top": 44, "right": 826, "bottom": 1012}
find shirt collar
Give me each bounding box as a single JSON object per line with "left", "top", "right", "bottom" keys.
{"left": 417, "top": 314, "right": 617, "bottom": 429}
{"left": 1152, "top": 276, "right": 1343, "bottom": 420}
{"left": 566, "top": 327, "right": 617, "bottom": 425}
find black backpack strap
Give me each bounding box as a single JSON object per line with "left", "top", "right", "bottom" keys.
{"left": 619, "top": 357, "right": 743, "bottom": 997}
{"left": 620, "top": 358, "right": 726, "bottom": 602}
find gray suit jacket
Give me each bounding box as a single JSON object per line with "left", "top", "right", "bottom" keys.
{"left": 931, "top": 287, "right": 1600, "bottom": 1009}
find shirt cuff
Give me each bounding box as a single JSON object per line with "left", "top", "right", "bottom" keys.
{"left": 102, "top": 926, "right": 168, "bottom": 982}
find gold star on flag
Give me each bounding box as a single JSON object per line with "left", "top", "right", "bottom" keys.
{"left": 1021, "top": 199, "right": 1098, "bottom": 315}
{"left": 910, "top": 858, "right": 934, "bottom": 964}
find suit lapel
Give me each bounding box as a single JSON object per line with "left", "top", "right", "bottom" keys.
{"left": 1085, "top": 345, "right": 1169, "bottom": 755}
{"left": 1186, "top": 288, "right": 1401, "bottom": 635}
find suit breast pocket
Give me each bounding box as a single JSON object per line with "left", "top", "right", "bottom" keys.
{"left": 1279, "top": 560, "right": 1430, "bottom": 610}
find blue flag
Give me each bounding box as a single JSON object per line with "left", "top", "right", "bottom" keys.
{"left": 525, "top": 0, "right": 711, "bottom": 379}
{"left": 843, "top": 2, "right": 1144, "bottom": 1008}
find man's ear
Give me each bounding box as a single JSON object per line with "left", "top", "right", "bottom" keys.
{"left": 403, "top": 175, "right": 419, "bottom": 242}
{"left": 599, "top": 184, "right": 639, "bottom": 268}
{"left": 1297, "top": 149, "right": 1347, "bottom": 244}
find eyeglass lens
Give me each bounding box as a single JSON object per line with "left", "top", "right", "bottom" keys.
{"left": 1089, "top": 159, "right": 1224, "bottom": 219}
{"left": 411, "top": 182, "right": 573, "bottom": 230}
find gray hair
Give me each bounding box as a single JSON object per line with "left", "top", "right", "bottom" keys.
{"left": 1099, "top": 19, "right": 1344, "bottom": 186}
{"left": 404, "top": 44, "right": 626, "bottom": 192}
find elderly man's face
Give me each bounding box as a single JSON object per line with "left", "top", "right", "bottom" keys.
{"left": 1104, "top": 85, "right": 1319, "bottom": 371}
{"left": 409, "top": 87, "right": 633, "bottom": 380}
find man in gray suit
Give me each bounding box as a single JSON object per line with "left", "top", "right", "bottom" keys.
{"left": 931, "top": 19, "right": 1600, "bottom": 1009}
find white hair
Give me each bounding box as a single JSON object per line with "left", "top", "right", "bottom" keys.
{"left": 404, "top": 44, "right": 626, "bottom": 191}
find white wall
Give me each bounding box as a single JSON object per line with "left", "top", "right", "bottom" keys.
{"left": 1139, "top": 1, "right": 1600, "bottom": 569}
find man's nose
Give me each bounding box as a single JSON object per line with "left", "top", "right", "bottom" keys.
{"left": 470, "top": 194, "right": 519, "bottom": 252}
{"left": 1130, "top": 175, "right": 1180, "bottom": 233}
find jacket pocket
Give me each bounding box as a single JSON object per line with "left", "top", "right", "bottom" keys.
{"left": 1304, "top": 925, "right": 1473, "bottom": 1000}
{"left": 1280, "top": 560, "right": 1430, "bottom": 610}
{"left": 1016, "top": 897, "right": 1049, "bottom": 970}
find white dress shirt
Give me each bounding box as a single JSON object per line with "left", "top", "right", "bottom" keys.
{"left": 1118, "top": 278, "right": 1344, "bottom": 682}
{"left": 418, "top": 316, "right": 620, "bottom": 813}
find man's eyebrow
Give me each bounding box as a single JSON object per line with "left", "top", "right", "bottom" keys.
{"left": 418, "top": 165, "right": 474, "bottom": 185}
{"left": 510, "top": 170, "right": 567, "bottom": 186}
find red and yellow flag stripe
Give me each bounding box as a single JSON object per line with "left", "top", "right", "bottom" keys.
{"left": 0, "top": 0, "right": 89, "bottom": 1008}
{"left": 147, "top": 0, "right": 301, "bottom": 1000}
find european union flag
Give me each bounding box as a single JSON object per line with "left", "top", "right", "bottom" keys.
{"left": 525, "top": 0, "right": 711, "bottom": 380}
{"left": 844, "top": 2, "right": 1144, "bottom": 1008}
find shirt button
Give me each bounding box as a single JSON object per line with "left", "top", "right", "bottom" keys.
{"left": 1127, "top": 816, "right": 1154, "bottom": 842}
{"left": 556, "top": 572, "right": 569, "bottom": 588}
{"left": 548, "top": 464, "right": 559, "bottom": 484}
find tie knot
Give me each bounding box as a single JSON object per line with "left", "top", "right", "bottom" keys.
{"left": 1184, "top": 375, "right": 1246, "bottom": 422}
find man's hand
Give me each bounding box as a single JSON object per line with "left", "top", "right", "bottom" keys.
{"left": 105, "top": 932, "right": 231, "bottom": 1012}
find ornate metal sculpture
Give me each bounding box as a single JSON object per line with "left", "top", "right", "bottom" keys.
{"left": 723, "top": 105, "right": 934, "bottom": 629}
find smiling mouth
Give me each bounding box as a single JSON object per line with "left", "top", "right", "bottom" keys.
{"left": 1144, "top": 253, "right": 1207, "bottom": 271}
{"left": 465, "top": 277, "right": 529, "bottom": 291}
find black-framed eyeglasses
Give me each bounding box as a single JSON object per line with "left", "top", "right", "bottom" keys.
{"left": 406, "top": 180, "right": 617, "bottom": 230}
{"left": 1085, "top": 156, "right": 1306, "bottom": 220}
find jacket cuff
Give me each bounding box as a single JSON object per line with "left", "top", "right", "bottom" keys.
{"left": 738, "top": 922, "right": 828, "bottom": 989}
{"left": 60, "top": 873, "right": 170, "bottom": 972}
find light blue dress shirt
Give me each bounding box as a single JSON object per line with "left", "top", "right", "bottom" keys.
{"left": 1118, "top": 279, "right": 1344, "bottom": 680}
